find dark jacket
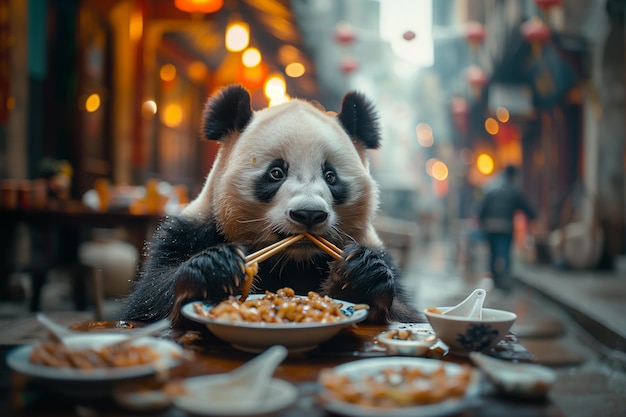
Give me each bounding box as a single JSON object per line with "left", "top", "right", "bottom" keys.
{"left": 479, "top": 181, "right": 536, "bottom": 234}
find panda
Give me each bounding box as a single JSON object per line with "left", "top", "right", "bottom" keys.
{"left": 120, "top": 84, "right": 421, "bottom": 327}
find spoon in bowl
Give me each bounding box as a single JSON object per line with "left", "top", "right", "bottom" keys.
{"left": 442, "top": 288, "right": 486, "bottom": 319}
{"left": 37, "top": 313, "right": 171, "bottom": 347}
{"left": 175, "top": 345, "right": 288, "bottom": 407}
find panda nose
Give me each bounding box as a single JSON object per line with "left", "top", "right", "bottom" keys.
{"left": 289, "top": 209, "right": 328, "bottom": 228}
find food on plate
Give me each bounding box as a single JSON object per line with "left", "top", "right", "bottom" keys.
{"left": 425, "top": 307, "right": 443, "bottom": 314}
{"left": 319, "top": 363, "right": 473, "bottom": 408}
{"left": 28, "top": 341, "right": 161, "bottom": 369}
{"left": 239, "top": 261, "right": 259, "bottom": 302}
{"left": 193, "top": 287, "right": 347, "bottom": 323}
{"left": 384, "top": 329, "right": 425, "bottom": 341}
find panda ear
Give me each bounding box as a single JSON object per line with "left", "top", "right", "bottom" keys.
{"left": 202, "top": 84, "right": 253, "bottom": 141}
{"left": 337, "top": 91, "right": 381, "bottom": 149}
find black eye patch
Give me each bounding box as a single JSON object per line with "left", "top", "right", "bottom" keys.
{"left": 254, "top": 159, "right": 287, "bottom": 203}
{"left": 323, "top": 161, "right": 349, "bottom": 205}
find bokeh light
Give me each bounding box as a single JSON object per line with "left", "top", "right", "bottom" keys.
{"left": 285, "top": 62, "right": 305, "bottom": 78}
{"left": 416, "top": 122, "right": 434, "bottom": 147}
{"left": 496, "top": 106, "right": 510, "bottom": 123}
{"left": 85, "top": 93, "right": 101, "bottom": 113}
{"left": 142, "top": 100, "right": 157, "bottom": 118}
{"left": 477, "top": 153, "right": 494, "bottom": 175}
{"left": 226, "top": 22, "right": 249, "bottom": 52}
{"left": 431, "top": 160, "right": 449, "bottom": 181}
{"left": 242, "top": 48, "right": 261, "bottom": 67}
{"left": 161, "top": 103, "right": 183, "bottom": 127}
{"left": 264, "top": 75, "right": 286, "bottom": 100}
{"left": 160, "top": 64, "right": 177, "bottom": 82}
{"left": 484, "top": 117, "right": 499, "bottom": 135}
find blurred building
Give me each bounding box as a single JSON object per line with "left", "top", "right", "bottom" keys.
{"left": 0, "top": 0, "right": 624, "bottom": 271}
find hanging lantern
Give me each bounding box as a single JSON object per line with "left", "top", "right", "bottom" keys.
{"left": 465, "top": 66, "right": 488, "bottom": 99}
{"left": 402, "top": 30, "right": 416, "bottom": 41}
{"left": 339, "top": 57, "right": 359, "bottom": 74}
{"left": 174, "top": 0, "right": 223, "bottom": 14}
{"left": 464, "top": 21, "right": 486, "bottom": 54}
{"left": 333, "top": 22, "right": 357, "bottom": 46}
{"left": 521, "top": 17, "right": 551, "bottom": 59}
{"left": 535, "top": 0, "right": 562, "bottom": 18}
{"left": 450, "top": 96, "right": 469, "bottom": 134}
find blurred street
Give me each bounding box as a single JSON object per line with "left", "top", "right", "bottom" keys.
{"left": 403, "top": 235, "right": 626, "bottom": 417}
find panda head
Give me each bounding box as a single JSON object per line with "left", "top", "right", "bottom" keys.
{"left": 183, "top": 84, "right": 383, "bottom": 259}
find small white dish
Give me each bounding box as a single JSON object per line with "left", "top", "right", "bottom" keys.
{"left": 172, "top": 376, "right": 298, "bottom": 417}
{"left": 470, "top": 352, "right": 556, "bottom": 400}
{"left": 182, "top": 295, "right": 368, "bottom": 353}
{"left": 318, "top": 356, "right": 480, "bottom": 417}
{"left": 376, "top": 328, "right": 437, "bottom": 356}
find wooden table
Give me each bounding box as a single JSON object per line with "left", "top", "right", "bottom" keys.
{"left": 0, "top": 319, "right": 566, "bottom": 417}
{"left": 0, "top": 205, "right": 161, "bottom": 314}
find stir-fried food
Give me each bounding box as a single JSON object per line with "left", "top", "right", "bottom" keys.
{"left": 29, "top": 341, "right": 161, "bottom": 369}
{"left": 319, "top": 363, "right": 473, "bottom": 408}
{"left": 195, "top": 287, "right": 347, "bottom": 323}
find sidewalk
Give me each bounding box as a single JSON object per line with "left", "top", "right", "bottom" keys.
{"left": 515, "top": 262, "right": 626, "bottom": 353}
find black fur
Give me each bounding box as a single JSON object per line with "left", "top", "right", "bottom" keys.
{"left": 121, "top": 217, "right": 420, "bottom": 327}
{"left": 337, "top": 92, "right": 381, "bottom": 149}
{"left": 121, "top": 85, "right": 422, "bottom": 328}
{"left": 202, "top": 84, "right": 253, "bottom": 141}
{"left": 254, "top": 159, "right": 288, "bottom": 203}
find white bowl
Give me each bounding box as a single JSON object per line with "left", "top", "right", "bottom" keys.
{"left": 376, "top": 328, "right": 437, "bottom": 356}
{"left": 423, "top": 307, "right": 516, "bottom": 355}
{"left": 182, "top": 295, "right": 368, "bottom": 353}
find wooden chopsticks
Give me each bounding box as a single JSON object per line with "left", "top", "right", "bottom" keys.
{"left": 244, "top": 233, "right": 343, "bottom": 265}
{"left": 245, "top": 234, "right": 306, "bottom": 264}
{"left": 239, "top": 233, "right": 343, "bottom": 302}
{"left": 303, "top": 232, "right": 343, "bottom": 261}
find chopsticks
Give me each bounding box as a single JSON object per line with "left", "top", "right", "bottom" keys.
{"left": 245, "top": 234, "right": 306, "bottom": 264}
{"left": 303, "top": 232, "right": 343, "bottom": 261}
{"left": 244, "top": 233, "right": 344, "bottom": 265}
{"left": 239, "top": 233, "right": 343, "bottom": 302}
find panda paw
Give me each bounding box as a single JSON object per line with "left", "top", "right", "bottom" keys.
{"left": 173, "top": 244, "right": 247, "bottom": 303}
{"left": 325, "top": 243, "right": 397, "bottom": 322}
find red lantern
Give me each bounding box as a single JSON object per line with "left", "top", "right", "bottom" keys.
{"left": 535, "top": 0, "right": 561, "bottom": 17}
{"left": 465, "top": 66, "right": 488, "bottom": 98}
{"left": 333, "top": 23, "right": 357, "bottom": 46}
{"left": 521, "top": 17, "right": 551, "bottom": 59}
{"left": 402, "top": 30, "right": 416, "bottom": 41}
{"left": 174, "top": 0, "right": 223, "bottom": 14}
{"left": 339, "top": 57, "right": 359, "bottom": 74}
{"left": 465, "top": 21, "right": 485, "bottom": 54}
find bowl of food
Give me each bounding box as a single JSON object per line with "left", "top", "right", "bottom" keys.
{"left": 376, "top": 328, "right": 438, "bottom": 356}
{"left": 182, "top": 287, "right": 369, "bottom": 353}
{"left": 423, "top": 306, "right": 516, "bottom": 355}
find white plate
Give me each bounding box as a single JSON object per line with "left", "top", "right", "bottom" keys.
{"left": 6, "top": 333, "right": 184, "bottom": 382}
{"left": 181, "top": 295, "right": 368, "bottom": 353}
{"left": 173, "top": 376, "right": 298, "bottom": 417}
{"left": 318, "top": 357, "right": 481, "bottom": 417}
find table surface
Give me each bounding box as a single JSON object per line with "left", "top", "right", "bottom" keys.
{"left": 0, "top": 318, "right": 565, "bottom": 417}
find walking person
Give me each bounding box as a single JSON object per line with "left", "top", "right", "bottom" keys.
{"left": 478, "top": 165, "right": 537, "bottom": 290}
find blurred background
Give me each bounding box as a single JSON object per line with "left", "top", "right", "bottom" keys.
{"left": 0, "top": 0, "right": 624, "bottom": 319}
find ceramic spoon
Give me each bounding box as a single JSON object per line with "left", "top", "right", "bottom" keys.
{"left": 179, "top": 345, "right": 288, "bottom": 405}
{"left": 470, "top": 352, "right": 556, "bottom": 399}
{"left": 442, "top": 288, "right": 486, "bottom": 319}
{"left": 37, "top": 313, "right": 171, "bottom": 347}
